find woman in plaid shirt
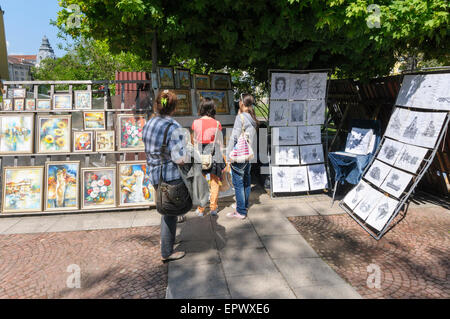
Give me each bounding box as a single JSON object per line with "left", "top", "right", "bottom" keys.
{"left": 143, "top": 90, "right": 189, "bottom": 262}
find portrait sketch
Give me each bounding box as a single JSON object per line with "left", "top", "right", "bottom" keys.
{"left": 300, "top": 144, "right": 324, "bottom": 165}
{"left": 377, "top": 138, "right": 405, "bottom": 165}
{"left": 271, "top": 73, "right": 290, "bottom": 100}
{"left": 274, "top": 146, "right": 300, "bottom": 165}
{"left": 270, "top": 101, "right": 289, "bottom": 126}
{"left": 289, "top": 101, "right": 306, "bottom": 126}
{"left": 307, "top": 164, "right": 328, "bottom": 191}
{"left": 272, "top": 127, "right": 297, "bottom": 146}
{"left": 364, "top": 160, "right": 392, "bottom": 187}
{"left": 307, "top": 100, "right": 325, "bottom": 125}
{"left": 380, "top": 168, "right": 414, "bottom": 199}
{"left": 289, "top": 73, "right": 308, "bottom": 100}
{"left": 298, "top": 125, "right": 321, "bottom": 145}
{"left": 393, "top": 144, "right": 428, "bottom": 173}
{"left": 290, "top": 166, "right": 309, "bottom": 192}
{"left": 272, "top": 166, "right": 291, "bottom": 193}
{"left": 308, "top": 73, "right": 327, "bottom": 100}
{"left": 365, "top": 194, "right": 399, "bottom": 231}
{"left": 343, "top": 180, "right": 370, "bottom": 210}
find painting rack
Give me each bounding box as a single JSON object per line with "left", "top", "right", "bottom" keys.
{"left": 339, "top": 73, "right": 450, "bottom": 240}
{"left": 268, "top": 68, "right": 333, "bottom": 199}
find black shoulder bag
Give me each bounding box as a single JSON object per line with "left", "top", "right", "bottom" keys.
{"left": 155, "top": 123, "right": 193, "bottom": 216}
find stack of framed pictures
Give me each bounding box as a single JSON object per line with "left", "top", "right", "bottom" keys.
{"left": 340, "top": 73, "right": 450, "bottom": 240}
{"left": 268, "top": 70, "right": 331, "bottom": 196}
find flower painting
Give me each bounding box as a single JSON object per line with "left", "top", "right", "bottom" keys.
{"left": 73, "top": 131, "right": 93, "bottom": 152}
{"left": 118, "top": 161, "right": 155, "bottom": 207}
{"left": 2, "top": 166, "right": 44, "bottom": 213}
{"left": 117, "top": 115, "right": 146, "bottom": 151}
{"left": 81, "top": 168, "right": 116, "bottom": 209}
{"left": 45, "top": 161, "right": 79, "bottom": 211}
{"left": 84, "top": 112, "right": 106, "bottom": 130}
{"left": 0, "top": 115, "right": 34, "bottom": 154}
{"left": 37, "top": 115, "right": 71, "bottom": 153}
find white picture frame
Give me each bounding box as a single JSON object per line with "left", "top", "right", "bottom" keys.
{"left": 364, "top": 159, "right": 392, "bottom": 187}
{"left": 274, "top": 146, "right": 300, "bottom": 165}
{"left": 272, "top": 127, "right": 298, "bottom": 146}
{"left": 289, "top": 101, "right": 307, "bottom": 126}
{"left": 298, "top": 125, "right": 321, "bottom": 145}
{"left": 380, "top": 168, "right": 414, "bottom": 199}
{"left": 271, "top": 73, "right": 290, "bottom": 100}
{"left": 300, "top": 144, "right": 324, "bottom": 165}
{"left": 307, "top": 164, "right": 328, "bottom": 191}
{"left": 289, "top": 73, "right": 309, "bottom": 100}
{"left": 365, "top": 193, "right": 399, "bottom": 231}
{"left": 377, "top": 138, "right": 404, "bottom": 165}
{"left": 307, "top": 100, "right": 325, "bottom": 125}
{"left": 290, "top": 166, "right": 309, "bottom": 192}
{"left": 272, "top": 166, "right": 291, "bottom": 193}
{"left": 344, "top": 128, "right": 374, "bottom": 155}
{"left": 269, "top": 101, "right": 289, "bottom": 126}
{"left": 393, "top": 144, "right": 428, "bottom": 174}
{"left": 308, "top": 73, "right": 327, "bottom": 100}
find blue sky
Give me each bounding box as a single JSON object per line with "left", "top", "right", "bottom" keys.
{"left": 1, "top": 0, "right": 66, "bottom": 57}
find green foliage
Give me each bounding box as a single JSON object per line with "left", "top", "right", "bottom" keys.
{"left": 54, "top": 0, "right": 448, "bottom": 84}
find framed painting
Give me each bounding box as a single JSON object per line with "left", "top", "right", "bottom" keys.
{"left": 289, "top": 101, "right": 307, "bottom": 126}
{"left": 0, "top": 114, "right": 34, "bottom": 154}
{"left": 289, "top": 73, "right": 309, "bottom": 100}
{"left": 194, "top": 74, "right": 211, "bottom": 89}
{"left": 37, "top": 115, "right": 72, "bottom": 154}
{"left": 269, "top": 101, "right": 289, "bottom": 126}
{"left": 272, "top": 127, "right": 297, "bottom": 146}
{"left": 36, "top": 99, "right": 52, "bottom": 111}
{"left": 14, "top": 99, "right": 25, "bottom": 111}
{"left": 2, "top": 166, "right": 44, "bottom": 213}
{"left": 12, "top": 88, "right": 26, "bottom": 99}
{"left": 74, "top": 90, "right": 92, "bottom": 110}
{"left": 270, "top": 73, "right": 290, "bottom": 100}
{"left": 83, "top": 111, "right": 106, "bottom": 130}
{"left": 117, "top": 114, "right": 146, "bottom": 151}
{"left": 117, "top": 161, "right": 156, "bottom": 207}
{"left": 53, "top": 93, "right": 73, "bottom": 110}
{"left": 307, "top": 164, "right": 329, "bottom": 191}
{"left": 2, "top": 99, "right": 13, "bottom": 111}
{"left": 95, "top": 130, "right": 115, "bottom": 152}
{"left": 173, "top": 89, "right": 192, "bottom": 116}
{"left": 158, "top": 66, "right": 175, "bottom": 88}
{"left": 210, "top": 73, "right": 232, "bottom": 90}
{"left": 298, "top": 125, "right": 321, "bottom": 145}
{"left": 197, "top": 90, "right": 229, "bottom": 114}
{"left": 73, "top": 131, "right": 94, "bottom": 152}
{"left": 176, "top": 68, "right": 192, "bottom": 89}
{"left": 25, "top": 98, "right": 36, "bottom": 111}
{"left": 81, "top": 167, "right": 116, "bottom": 209}
{"left": 300, "top": 144, "right": 325, "bottom": 165}
{"left": 44, "top": 161, "right": 80, "bottom": 211}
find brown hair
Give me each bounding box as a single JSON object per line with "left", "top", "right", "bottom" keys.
{"left": 240, "top": 94, "right": 259, "bottom": 127}
{"left": 198, "top": 97, "right": 216, "bottom": 118}
{"left": 154, "top": 90, "right": 177, "bottom": 116}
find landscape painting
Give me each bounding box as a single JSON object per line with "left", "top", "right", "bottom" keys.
{"left": 272, "top": 127, "right": 297, "bottom": 146}
{"left": 83, "top": 112, "right": 106, "bottom": 130}
{"left": 45, "top": 161, "right": 80, "bottom": 211}
{"left": 53, "top": 94, "right": 73, "bottom": 110}
{"left": 197, "top": 90, "right": 228, "bottom": 114}
{"left": 194, "top": 74, "right": 210, "bottom": 89}
{"left": 118, "top": 161, "right": 155, "bottom": 207}
{"left": 0, "top": 115, "right": 34, "bottom": 154}
{"left": 2, "top": 166, "right": 44, "bottom": 213}
{"left": 211, "top": 73, "right": 231, "bottom": 90}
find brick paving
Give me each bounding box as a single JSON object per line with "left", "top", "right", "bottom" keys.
{"left": 0, "top": 226, "right": 167, "bottom": 299}
{"left": 289, "top": 205, "right": 450, "bottom": 299}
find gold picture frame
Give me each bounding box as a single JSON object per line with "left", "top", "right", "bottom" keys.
{"left": 117, "top": 161, "right": 156, "bottom": 207}
{"left": 176, "top": 68, "right": 192, "bottom": 89}
{"left": 210, "top": 73, "right": 232, "bottom": 90}
{"left": 44, "top": 161, "right": 80, "bottom": 212}
{"left": 81, "top": 167, "right": 117, "bottom": 210}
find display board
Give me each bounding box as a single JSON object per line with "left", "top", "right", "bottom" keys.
{"left": 340, "top": 73, "right": 450, "bottom": 240}
{"left": 268, "top": 69, "right": 331, "bottom": 198}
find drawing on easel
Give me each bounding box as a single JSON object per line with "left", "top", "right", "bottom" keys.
{"left": 289, "top": 73, "right": 308, "bottom": 100}
{"left": 364, "top": 159, "right": 392, "bottom": 187}
{"left": 343, "top": 180, "right": 370, "bottom": 210}
{"left": 307, "top": 164, "right": 328, "bottom": 190}
{"left": 353, "top": 188, "right": 383, "bottom": 221}
{"left": 271, "top": 73, "right": 290, "bottom": 100}
{"left": 274, "top": 146, "right": 299, "bottom": 165}
{"left": 269, "top": 101, "right": 289, "bottom": 126}
{"left": 307, "top": 100, "right": 325, "bottom": 125}
{"left": 308, "top": 73, "right": 327, "bottom": 100}
{"left": 365, "top": 193, "right": 399, "bottom": 231}
{"left": 377, "top": 138, "right": 404, "bottom": 165}
{"left": 298, "top": 125, "right": 321, "bottom": 145}
{"left": 272, "top": 166, "right": 291, "bottom": 193}
{"left": 289, "top": 101, "right": 306, "bottom": 126}
{"left": 393, "top": 144, "right": 428, "bottom": 173}
{"left": 290, "top": 166, "right": 309, "bottom": 192}
{"left": 384, "top": 108, "right": 410, "bottom": 139}
{"left": 272, "top": 127, "right": 298, "bottom": 146}
{"left": 414, "top": 111, "right": 447, "bottom": 148}
{"left": 380, "top": 168, "right": 413, "bottom": 199}
{"left": 300, "top": 144, "right": 324, "bottom": 165}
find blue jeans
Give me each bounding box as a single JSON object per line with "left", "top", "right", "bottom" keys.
{"left": 231, "top": 163, "right": 252, "bottom": 216}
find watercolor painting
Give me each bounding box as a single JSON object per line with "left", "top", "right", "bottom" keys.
{"left": 83, "top": 112, "right": 106, "bottom": 130}
{"left": 0, "top": 115, "right": 34, "bottom": 154}
{"left": 45, "top": 161, "right": 79, "bottom": 211}
{"left": 73, "top": 131, "right": 94, "bottom": 152}
{"left": 74, "top": 91, "right": 92, "bottom": 110}
{"left": 14, "top": 99, "right": 25, "bottom": 111}
{"left": 2, "top": 99, "right": 13, "bottom": 111}
{"left": 2, "top": 166, "right": 44, "bottom": 213}
{"left": 81, "top": 168, "right": 116, "bottom": 209}
{"left": 37, "top": 115, "right": 71, "bottom": 153}
{"left": 118, "top": 161, "right": 155, "bottom": 207}
{"left": 117, "top": 115, "right": 146, "bottom": 151}
{"left": 96, "top": 130, "right": 115, "bottom": 152}
{"left": 53, "top": 94, "right": 72, "bottom": 110}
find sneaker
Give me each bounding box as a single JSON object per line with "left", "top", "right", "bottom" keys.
{"left": 196, "top": 209, "right": 205, "bottom": 217}
{"left": 226, "top": 211, "right": 247, "bottom": 219}
{"left": 210, "top": 209, "right": 218, "bottom": 216}
{"left": 177, "top": 215, "right": 186, "bottom": 223}
{"left": 161, "top": 251, "right": 186, "bottom": 262}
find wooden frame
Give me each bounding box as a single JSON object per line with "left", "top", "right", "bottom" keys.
{"left": 53, "top": 93, "right": 73, "bottom": 110}
{"left": 44, "top": 161, "right": 80, "bottom": 212}
{"left": 83, "top": 111, "right": 106, "bottom": 131}
{"left": 173, "top": 89, "right": 192, "bottom": 116}
{"left": 117, "top": 161, "right": 156, "bottom": 207}
{"left": 194, "top": 74, "right": 211, "bottom": 89}
{"left": 12, "top": 88, "right": 26, "bottom": 99}
{"left": 116, "top": 114, "right": 146, "bottom": 151}
{"left": 2, "top": 98, "right": 13, "bottom": 111}
{"left": 2, "top": 166, "right": 44, "bottom": 213}
{"left": 175, "top": 68, "right": 192, "bottom": 89}
{"left": 14, "top": 98, "right": 25, "bottom": 111}
{"left": 74, "top": 90, "right": 92, "bottom": 110}
{"left": 81, "top": 167, "right": 117, "bottom": 210}
{"left": 0, "top": 114, "right": 35, "bottom": 155}
{"left": 73, "top": 131, "right": 94, "bottom": 152}
{"left": 210, "top": 73, "right": 232, "bottom": 90}
{"left": 197, "top": 89, "right": 229, "bottom": 114}
{"left": 25, "top": 98, "right": 36, "bottom": 111}
{"left": 158, "top": 66, "right": 175, "bottom": 88}
{"left": 37, "top": 115, "right": 72, "bottom": 154}
{"left": 95, "top": 130, "right": 115, "bottom": 152}
{"left": 36, "top": 99, "right": 52, "bottom": 111}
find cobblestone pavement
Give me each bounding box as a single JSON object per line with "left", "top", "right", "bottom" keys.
{"left": 289, "top": 205, "right": 450, "bottom": 299}
{"left": 0, "top": 226, "right": 167, "bottom": 299}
